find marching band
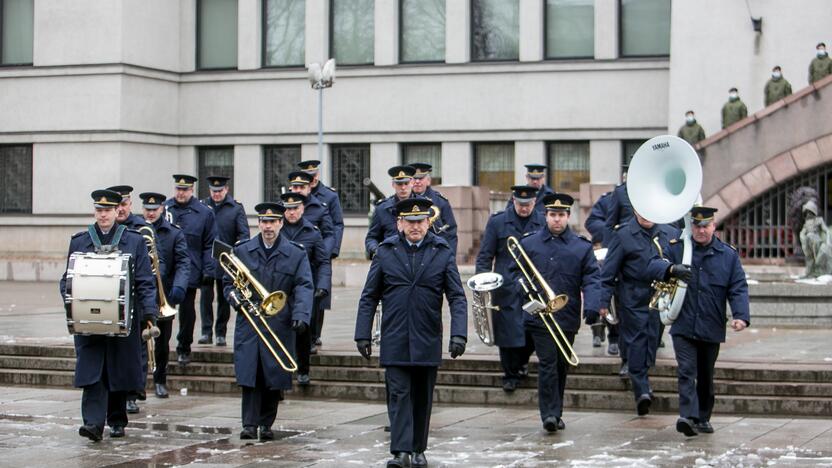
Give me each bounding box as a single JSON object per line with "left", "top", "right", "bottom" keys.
{"left": 59, "top": 137, "right": 750, "bottom": 465}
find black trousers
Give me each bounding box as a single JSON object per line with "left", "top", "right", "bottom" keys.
{"left": 528, "top": 322, "right": 575, "bottom": 422}
{"left": 295, "top": 297, "right": 320, "bottom": 375}
{"left": 498, "top": 330, "right": 535, "bottom": 384}
{"left": 621, "top": 308, "right": 660, "bottom": 399}
{"left": 81, "top": 364, "right": 127, "bottom": 430}
{"left": 673, "top": 335, "right": 720, "bottom": 423}
{"left": 153, "top": 318, "right": 174, "bottom": 384}
{"left": 386, "top": 366, "right": 437, "bottom": 454}
{"left": 176, "top": 287, "right": 198, "bottom": 355}
{"left": 200, "top": 278, "right": 230, "bottom": 338}
{"left": 241, "top": 357, "right": 283, "bottom": 428}
{"left": 314, "top": 306, "right": 325, "bottom": 342}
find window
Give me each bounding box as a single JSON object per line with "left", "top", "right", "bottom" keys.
{"left": 622, "top": 139, "right": 646, "bottom": 167}
{"left": 400, "top": 0, "right": 445, "bottom": 63}
{"left": 545, "top": 0, "right": 594, "bottom": 59}
{"left": 402, "top": 143, "right": 442, "bottom": 185}
{"left": 474, "top": 143, "right": 514, "bottom": 192}
{"left": 332, "top": 144, "right": 370, "bottom": 214}
{"left": 197, "top": 0, "right": 238, "bottom": 70}
{"left": 0, "top": 145, "right": 32, "bottom": 213}
{"left": 620, "top": 0, "right": 670, "bottom": 57}
{"left": 548, "top": 142, "right": 588, "bottom": 194}
{"left": 330, "top": 0, "right": 374, "bottom": 66}
{"left": 197, "top": 146, "right": 234, "bottom": 200}
{"left": 471, "top": 0, "right": 519, "bottom": 61}
{"left": 263, "top": 0, "right": 305, "bottom": 67}
{"left": 1, "top": 0, "right": 34, "bottom": 65}
{"left": 263, "top": 145, "right": 301, "bottom": 201}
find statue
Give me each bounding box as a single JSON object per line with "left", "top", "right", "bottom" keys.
{"left": 798, "top": 200, "right": 832, "bottom": 277}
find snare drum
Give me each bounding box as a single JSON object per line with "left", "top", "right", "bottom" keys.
{"left": 64, "top": 252, "right": 134, "bottom": 336}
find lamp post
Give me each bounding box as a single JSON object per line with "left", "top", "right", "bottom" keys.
{"left": 307, "top": 59, "right": 336, "bottom": 163}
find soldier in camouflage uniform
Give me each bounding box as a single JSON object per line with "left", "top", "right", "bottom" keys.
{"left": 677, "top": 111, "right": 706, "bottom": 146}
{"left": 809, "top": 42, "right": 832, "bottom": 84}
{"left": 764, "top": 66, "right": 793, "bottom": 106}
{"left": 721, "top": 88, "right": 747, "bottom": 129}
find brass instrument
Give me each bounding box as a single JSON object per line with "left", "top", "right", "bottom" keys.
{"left": 466, "top": 272, "right": 503, "bottom": 346}
{"left": 592, "top": 248, "right": 619, "bottom": 325}
{"left": 214, "top": 241, "right": 296, "bottom": 372}
{"left": 138, "top": 226, "right": 177, "bottom": 319}
{"left": 371, "top": 302, "right": 382, "bottom": 345}
{"left": 506, "top": 236, "right": 578, "bottom": 366}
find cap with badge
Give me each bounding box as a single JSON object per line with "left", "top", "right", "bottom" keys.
{"left": 298, "top": 160, "right": 321, "bottom": 174}
{"left": 388, "top": 165, "right": 416, "bottom": 183}
{"left": 106, "top": 185, "right": 134, "bottom": 198}
{"left": 91, "top": 189, "right": 122, "bottom": 208}
{"left": 541, "top": 193, "right": 574, "bottom": 212}
{"left": 690, "top": 206, "right": 718, "bottom": 226}
{"left": 280, "top": 192, "right": 306, "bottom": 208}
{"left": 254, "top": 202, "right": 285, "bottom": 220}
{"left": 172, "top": 174, "right": 198, "bottom": 189}
{"left": 511, "top": 185, "right": 538, "bottom": 204}
{"left": 409, "top": 163, "right": 432, "bottom": 179}
{"left": 206, "top": 176, "right": 230, "bottom": 191}
{"left": 395, "top": 198, "right": 433, "bottom": 221}
{"left": 525, "top": 164, "right": 547, "bottom": 179}
{"left": 288, "top": 171, "right": 313, "bottom": 186}
{"left": 139, "top": 192, "right": 166, "bottom": 209}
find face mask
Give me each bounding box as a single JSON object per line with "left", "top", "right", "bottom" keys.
{"left": 819, "top": 50, "right": 828, "bottom": 58}
{"left": 729, "top": 93, "right": 738, "bottom": 101}
{"left": 686, "top": 116, "right": 695, "bottom": 124}
{"left": 772, "top": 71, "right": 782, "bottom": 79}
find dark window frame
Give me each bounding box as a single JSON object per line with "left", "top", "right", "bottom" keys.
{"left": 617, "top": 0, "right": 671, "bottom": 59}
{"left": 196, "top": 145, "right": 235, "bottom": 200}
{"left": 398, "top": 0, "right": 446, "bottom": 65}
{"left": 196, "top": 0, "right": 239, "bottom": 71}
{"left": 331, "top": 143, "right": 371, "bottom": 215}
{"left": 469, "top": 0, "right": 520, "bottom": 63}
{"left": 543, "top": 0, "right": 595, "bottom": 61}
{"left": 0, "top": 143, "right": 33, "bottom": 214}
{"left": 547, "top": 140, "right": 590, "bottom": 196}
{"left": 262, "top": 144, "right": 302, "bottom": 201}
{"left": 260, "top": 0, "right": 306, "bottom": 69}
{"left": 472, "top": 141, "right": 515, "bottom": 189}
{"left": 0, "top": 0, "right": 34, "bottom": 67}
{"left": 329, "top": 0, "right": 375, "bottom": 67}
{"left": 401, "top": 142, "right": 443, "bottom": 185}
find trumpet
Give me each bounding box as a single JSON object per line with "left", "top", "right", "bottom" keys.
{"left": 138, "top": 226, "right": 177, "bottom": 319}
{"left": 506, "top": 236, "right": 579, "bottom": 366}
{"left": 214, "top": 241, "right": 297, "bottom": 372}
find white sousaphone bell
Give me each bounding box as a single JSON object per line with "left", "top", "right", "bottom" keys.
{"left": 626, "top": 135, "right": 703, "bottom": 325}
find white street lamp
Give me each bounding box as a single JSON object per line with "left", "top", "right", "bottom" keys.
{"left": 307, "top": 59, "right": 336, "bottom": 162}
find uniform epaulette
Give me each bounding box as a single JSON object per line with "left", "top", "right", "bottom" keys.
{"left": 728, "top": 243, "right": 738, "bottom": 251}
{"left": 71, "top": 230, "right": 87, "bottom": 239}
{"left": 669, "top": 238, "right": 680, "bottom": 244}
{"left": 289, "top": 241, "right": 306, "bottom": 250}
{"left": 491, "top": 210, "right": 505, "bottom": 217}
{"left": 321, "top": 201, "right": 328, "bottom": 207}
{"left": 325, "top": 185, "right": 337, "bottom": 192}
{"left": 614, "top": 224, "right": 623, "bottom": 230}
{"left": 523, "top": 230, "right": 535, "bottom": 237}
{"left": 577, "top": 234, "right": 591, "bottom": 243}
{"left": 312, "top": 225, "right": 320, "bottom": 231}
{"left": 434, "top": 190, "right": 448, "bottom": 201}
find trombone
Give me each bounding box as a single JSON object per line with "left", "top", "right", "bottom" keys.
{"left": 506, "top": 236, "right": 579, "bottom": 366}
{"left": 138, "top": 226, "right": 177, "bottom": 319}
{"left": 215, "top": 241, "right": 297, "bottom": 372}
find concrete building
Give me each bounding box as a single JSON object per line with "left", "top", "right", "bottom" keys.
{"left": 0, "top": 0, "right": 830, "bottom": 268}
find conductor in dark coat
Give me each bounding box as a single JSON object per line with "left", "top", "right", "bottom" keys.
{"left": 60, "top": 189, "right": 158, "bottom": 441}
{"left": 354, "top": 198, "right": 468, "bottom": 468}
{"left": 222, "top": 202, "right": 314, "bottom": 441}
{"left": 475, "top": 185, "right": 544, "bottom": 391}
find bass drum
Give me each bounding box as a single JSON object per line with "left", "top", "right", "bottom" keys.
{"left": 64, "top": 252, "right": 134, "bottom": 336}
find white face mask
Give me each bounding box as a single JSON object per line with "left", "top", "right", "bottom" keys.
{"left": 819, "top": 49, "right": 828, "bottom": 58}
{"left": 772, "top": 71, "right": 782, "bottom": 79}
{"left": 686, "top": 116, "right": 695, "bottom": 124}
{"left": 729, "top": 92, "right": 738, "bottom": 100}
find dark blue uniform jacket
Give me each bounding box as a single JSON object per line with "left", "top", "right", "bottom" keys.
{"left": 605, "top": 183, "right": 634, "bottom": 234}
{"left": 151, "top": 216, "right": 191, "bottom": 297}
{"left": 203, "top": 196, "right": 250, "bottom": 279}
{"left": 312, "top": 183, "right": 345, "bottom": 258}
{"left": 585, "top": 192, "right": 613, "bottom": 246}
{"left": 282, "top": 219, "right": 332, "bottom": 293}
{"left": 164, "top": 197, "right": 217, "bottom": 288}
{"left": 364, "top": 195, "right": 403, "bottom": 257}
{"left": 417, "top": 187, "right": 458, "bottom": 254}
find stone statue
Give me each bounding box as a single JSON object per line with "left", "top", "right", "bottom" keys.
{"left": 799, "top": 200, "right": 832, "bottom": 277}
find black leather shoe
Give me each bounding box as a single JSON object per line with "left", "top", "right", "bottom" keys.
{"left": 137, "top": 390, "right": 146, "bottom": 401}
{"left": 240, "top": 426, "right": 257, "bottom": 440}
{"left": 315, "top": 337, "right": 322, "bottom": 346}
{"left": 309, "top": 344, "right": 318, "bottom": 355}
{"left": 79, "top": 424, "right": 102, "bottom": 442}
{"left": 126, "top": 399, "right": 140, "bottom": 414}
{"left": 618, "top": 363, "right": 629, "bottom": 379}
{"left": 543, "top": 416, "right": 558, "bottom": 433}
{"left": 387, "top": 452, "right": 409, "bottom": 467}
{"left": 636, "top": 394, "right": 652, "bottom": 416}
{"left": 216, "top": 336, "right": 227, "bottom": 346}
{"left": 198, "top": 334, "right": 212, "bottom": 345}
{"left": 178, "top": 352, "right": 190, "bottom": 366}
{"left": 383, "top": 425, "right": 391, "bottom": 432}
{"left": 110, "top": 426, "right": 125, "bottom": 438}
{"left": 298, "top": 374, "right": 310, "bottom": 386}
{"left": 259, "top": 426, "right": 274, "bottom": 441}
{"left": 658, "top": 340, "right": 665, "bottom": 348}
{"left": 502, "top": 380, "right": 517, "bottom": 392}
{"left": 676, "top": 417, "right": 699, "bottom": 437}
{"left": 412, "top": 452, "right": 427, "bottom": 467}
{"left": 695, "top": 421, "right": 714, "bottom": 433}
{"left": 557, "top": 418, "right": 566, "bottom": 430}
{"left": 519, "top": 364, "right": 529, "bottom": 378}
{"left": 608, "top": 343, "right": 619, "bottom": 355}
{"left": 155, "top": 383, "right": 169, "bottom": 398}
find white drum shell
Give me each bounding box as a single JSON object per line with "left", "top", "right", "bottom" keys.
{"left": 64, "top": 252, "right": 133, "bottom": 336}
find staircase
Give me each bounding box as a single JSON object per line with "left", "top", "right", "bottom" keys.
{"left": 1, "top": 343, "right": 831, "bottom": 417}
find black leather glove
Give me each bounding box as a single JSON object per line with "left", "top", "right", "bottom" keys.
{"left": 584, "top": 310, "right": 599, "bottom": 325}
{"left": 356, "top": 339, "right": 372, "bottom": 360}
{"left": 449, "top": 335, "right": 466, "bottom": 359}
{"left": 292, "top": 320, "right": 307, "bottom": 334}
{"left": 669, "top": 264, "right": 693, "bottom": 282}
{"left": 228, "top": 291, "right": 243, "bottom": 311}
{"left": 314, "top": 288, "right": 329, "bottom": 299}
{"left": 201, "top": 275, "right": 213, "bottom": 287}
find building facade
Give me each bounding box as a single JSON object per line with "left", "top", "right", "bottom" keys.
{"left": 0, "top": 0, "right": 830, "bottom": 261}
